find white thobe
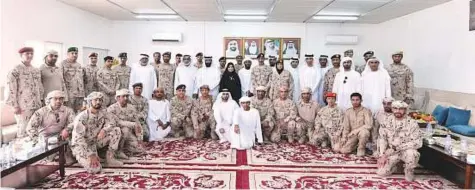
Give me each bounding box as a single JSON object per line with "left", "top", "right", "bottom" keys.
{"left": 194, "top": 67, "right": 221, "bottom": 99}
{"left": 213, "top": 101, "right": 240, "bottom": 143}
{"left": 332, "top": 70, "right": 362, "bottom": 110}
{"left": 174, "top": 65, "right": 197, "bottom": 97}
{"left": 146, "top": 99, "right": 171, "bottom": 141}
{"left": 287, "top": 67, "right": 300, "bottom": 102}
{"left": 316, "top": 66, "right": 330, "bottom": 105}
{"left": 238, "top": 69, "right": 252, "bottom": 96}
{"left": 299, "top": 65, "right": 321, "bottom": 102}
{"left": 361, "top": 70, "right": 391, "bottom": 113}
{"left": 129, "top": 64, "right": 157, "bottom": 100}
{"left": 230, "top": 108, "right": 263, "bottom": 150}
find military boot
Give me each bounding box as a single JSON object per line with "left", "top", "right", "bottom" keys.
{"left": 106, "top": 151, "right": 123, "bottom": 167}
{"left": 116, "top": 150, "right": 129, "bottom": 159}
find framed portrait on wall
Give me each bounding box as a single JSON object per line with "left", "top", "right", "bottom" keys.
{"left": 223, "top": 37, "right": 243, "bottom": 58}
{"left": 282, "top": 38, "right": 300, "bottom": 59}
{"left": 243, "top": 37, "right": 261, "bottom": 59}
{"left": 262, "top": 38, "right": 281, "bottom": 59}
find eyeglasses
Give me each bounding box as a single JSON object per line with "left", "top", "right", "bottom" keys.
{"left": 343, "top": 76, "right": 348, "bottom": 84}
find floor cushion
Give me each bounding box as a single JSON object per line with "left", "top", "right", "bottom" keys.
{"left": 447, "top": 125, "right": 475, "bottom": 137}
{"left": 446, "top": 107, "right": 471, "bottom": 127}
{"left": 432, "top": 105, "right": 449, "bottom": 125}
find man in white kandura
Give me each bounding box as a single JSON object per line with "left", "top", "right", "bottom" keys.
{"left": 129, "top": 54, "right": 157, "bottom": 99}
{"left": 230, "top": 96, "right": 263, "bottom": 150}
{"left": 147, "top": 87, "right": 171, "bottom": 141}
{"left": 361, "top": 57, "right": 391, "bottom": 113}
{"left": 194, "top": 56, "right": 221, "bottom": 99}
{"left": 333, "top": 57, "right": 361, "bottom": 110}
{"left": 174, "top": 55, "right": 197, "bottom": 97}
{"left": 299, "top": 54, "right": 322, "bottom": 102}
{"left": 238, "top": 59, "right": 253, "bottom": 97}
{"left": 213, "top": 89, "right": 240, "bottom": 143}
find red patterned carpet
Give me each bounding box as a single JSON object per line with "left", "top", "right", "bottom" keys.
{"left": 32, "top": 138, "right": 458, "bottom": 189}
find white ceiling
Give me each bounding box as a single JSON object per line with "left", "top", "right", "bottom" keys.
{"left": 58, "top": 0, "right": 452, "bottom": 23}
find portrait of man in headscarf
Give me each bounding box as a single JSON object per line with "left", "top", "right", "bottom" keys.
{"left": 263, "top": 38, "right": 281, "bottom": 59}
{"left": 244, "top": 38, "right": 261, "bottom": 58}
{"left": 282, "top": 38, "right": 300, "bottom": 59}
{"left": 224, "top": 38, "right": 243, "bottom": 58}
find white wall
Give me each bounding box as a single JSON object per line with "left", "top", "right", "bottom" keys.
{"left": 0, "top": 0, "right": 111, "bottom": 85}
{"left": 377, "top": 0, "right": 475, "bottom": 93}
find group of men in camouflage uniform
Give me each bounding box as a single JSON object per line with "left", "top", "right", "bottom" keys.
{"left": 7, "top": 47, "right": 421, "bottom": 180}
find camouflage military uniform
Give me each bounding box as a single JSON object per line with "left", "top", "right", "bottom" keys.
{"left": 107, "top": 103, "right": 145, "bottom": 151}
{"left": 40, "top": 64, "right": 67, "bottom": 101}
{"left": 373, "top": 110, "right": 393, "bottom": 156}
{"left": 84, "top": 64, "right": 99, "bottom": 96}
{"left": 251, "top": 65, "right": 273, "bottom": 95}
{"left": 112, "top": 65, "right": 131, "bottom": 90}
{"left": 386, "top": 63, "right": 414, "bottom": 104}
{"left": 71, "top": 109, "right": 122, "bottom": 173}
{"left": 26, "top": 105, "right": 75, "bottom": 143}
{"left": 377, "top": 115, "right": 422, "bottom": 181}
{"left": 323, "top": 68, "right": 339, "bottom": 94}
{"left": 339, "top": 107, "right": 373, "bottom": 155}
{"left": 170, "top": 96, "right": 193, "bottom": 138}
{"left": 310, "top": 106, "right": 344, "bottom": 151}
{"left": 97, "top": 67, "right": 120, "bottom": 107}
{"left": 296, "top": 100, "right": 320, "bottom": 144}
{"left": 157, "top": 63, "right": 176, "bottom": 100}
{"left": 268, "top": 70, "right": 294, "bottom": 100}
{"left": 61, "top": 60, "right": 85, "bottom": 112}
{"left": 129, "top": 95, "right": 149, "bottom": 124}
{"left": 191, "top": 96, "right": 216, "bottom": 139}
{"left": 6, "top": 64, "right": 44, "bottom": 137}
{"left": 251, "top": 96, "right": 275, "bottom": 142}
{"left": 271, "top": 98, "right": 299, "bottom": 143}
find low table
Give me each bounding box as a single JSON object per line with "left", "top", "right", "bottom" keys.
{"left": 420, "top": 141, "right": 474, "bottom": 189}
{"left": 1, "top": 141, "right": 68, "bottom": 179}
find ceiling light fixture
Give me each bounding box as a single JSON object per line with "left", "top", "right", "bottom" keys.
{"left": 224, "top": 15, "right": 267, "bottom": 20}
{"left": 135, "top": 14, "right": 180, "bottom": 19}
{"left": 313, "top": 15, "right": 358, "bottom": 20}
{"left": 224, "top": 10, "right": 267, "bottom": 15}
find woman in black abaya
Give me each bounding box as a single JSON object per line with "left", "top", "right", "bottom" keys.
{"left": 219, "top": 62, "right": 242, "bottom": 103}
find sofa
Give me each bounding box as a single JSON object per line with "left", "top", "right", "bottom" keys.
{"left": 1, "top": 103, "right": 18, "bottom": 144}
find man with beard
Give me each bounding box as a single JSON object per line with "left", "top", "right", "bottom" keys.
{"left": 373, "top": 97, "right": 394, "bottom": 156}
{"left": 288, "top": 58, "right": 300, "bottom": 102}
{"left": 174, "top": 55, "right": 197, "bottom": 97}
{"left": 170, "top": 85, "right": 193, "bottom": 138}
{"left": 251, "top": 53, "right": 273, "bottom": 95}
{"left": 251, "top": 86, "right": 275, "bottom": 142}
{"left": 152, "top": 52, "right": 161, "bottom": 67}
{"left": 269, "top": 59, "right": 294, "bottom": 100}
{"left": 219, "top": 57, "right": 226, "bottom": 74}
{"left": 40, "top": 50, "right": 67, "bottom": 102}
{"left": 107, "top": 89, "right": 145, "bottom": 156}
{"left": 195, "top": 52, "right": 204, "bottom": 69}
{"left": 264, "top": 39, "right": 279, "bottom": 59}
{"left": 271, "top": 86, "right": 299, "bottom": 143}
{"left": 71, "top": 92, "right": 123, "bottom": 173}
{"left": 61, "top": 47, "right": 85, "bottom": 113}
{"left": 333, "top": 57, "right": 361, "bottom": 110}
{"left": 129, "top": 83, "right": 149, "bottom": 133}
{"left": 194, "top": 56, "right": 221, "bottom": 99}
{"left": 113, "top": 53, "right": 131, "bottom": 90}
{"left": 213, "top": 90, "right": 240, "bottom": 143}
{"left": 344, "top": 49, "right": 354, "bottom": 58}
{"left": 97, "top": 56, "right": 120, "bottom": 107}
{"left": 386, "top": 51, "right": 414, "bottom": 105}
{"left": 283, "top": 41, "right": 298, "bottom": 59}
{"left": 230, "top": 96, "right": 263, "bottom": 150}
{"left": 377, "top": 100, "right": 422, "bottom": 182}
{"left": 235, "top": 55, "right": 244, "bottom": 72}
{"left": 191, "top": 85, "right": 216, "bottom": 139}
{"left": 26, "top": 90, "right": 76, "bottom": 164}
{"left": 296, "top": 87, "right": 321, "bottom": 144}
{"left": 245, "top": 40, "right": 259, "bottom": 56}
{"left": 226, "top": 40, "right": 240, "bottom": 58}
{"left": 175, "top": 53, "right": 183, "bottom": 67}
{"left": 238, "top": 60, "right": 253, "bottom": 97}
{"left": 299, "top": 54, "right": 322, "bottom": 102}
{"left": 339, "top": 93, "right": 373, "bottom": 157}
{"left": 323, "top": 54, "right": 341, "bottom": 101}
{"left": 316, "top": 55, "right": 330, "bottom": 105}
{"left": 129, "top": 54, "right": 157, "bottom": 100}
{"left": 268, "top": 56, "right": 277, "bottom": 67}
{"left": 356, "top": 51, "right": 374, "bottom": 74}
{"left": 84, "top": 53, "right": 99, "bottom": 96}
{"left": 157, "top": 52, "right": 176, "bottom": 100}
{"left": 147, "top": 87, "right": 171, "bottom": 141}
{"left": 361, "top": 57, "right": 391, "bottom": 113}
{"left": 309, "top": 92, "right": 344, "bottom": 151}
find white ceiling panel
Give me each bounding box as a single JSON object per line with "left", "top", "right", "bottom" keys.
{"left": 268, "top": 0, "right": 331, "bottom": 22}
{"left": 318, "top": 0, "right": 393, "bottom": 16}
{"left": 221, "top": 0, "right": 275, "bottom": 12}
{"left": 163, "top": 0, "right": 223, "bottom": 21}
{"left": 109, "top": 0, "right": 174, "bottom": 14}
{"left": 59, "top": 0, "right": 135, "bottom": 20}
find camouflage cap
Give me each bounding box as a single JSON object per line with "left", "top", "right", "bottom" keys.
{"left": 115, "top": 89, "right": 130, "bottom": 97}
{"left": 46, "top": 90, "right": 66, "bottom": 99}
{"left": 391, "top": 100, "right": 408, "bottom": 109}
{"left": 86, "top": 92, "right": 104, "bottom": 100}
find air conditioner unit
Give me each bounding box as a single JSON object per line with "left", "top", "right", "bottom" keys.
{"left": 325, "top": 35, "right": 358, "bottom": 45}
{"left": 152, "top": 32, "right": 182, "bottom": 42}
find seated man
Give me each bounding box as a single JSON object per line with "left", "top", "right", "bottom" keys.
{"left": 373, "top": 97, "right": 394, "bottom": 156}
{"left": 296, "top": 87, "right": 321, "bottom": 144}
{"left": 270, "top": 86, "right": 299, "bottom": 143}
{"left": 230, "top": 96, "right": 263, "bottom": 149}
{"left": 26, "top": 90, "right": 76, "bottom": 164}
{"left": 340, "top": 92, "right": 373, "bottom": 156}
{"left": 191, "top": 85, "right": 216, "bottom": 139}
{"left": 107, "top": 89, "right": 144, "bottom": 157}
{"left": 71, "top": 92, "right": 123, "bottom": 173}
{"left": 377, "top": 100, "right": 422, "bottom": 181}
{"left": 310, "top": 92, "right": 344, "bottom": 152}
{"left": 170, "top": 84, "right": 193, "bottom": 138}
{"left": 213, "top": 89, "right": 239, "bottom": 143}
{"left": 128, "top": 83, "right": 149, "bottom": 141}
{"left": 147, "top": 87, "right": 171, "bottom": 141}
{"left": 251, "top": 86, "right": 275, "bottom": 142}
